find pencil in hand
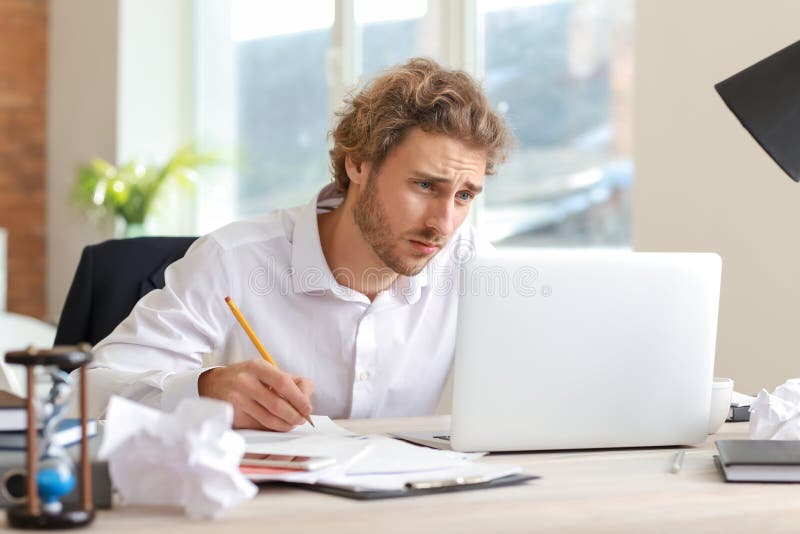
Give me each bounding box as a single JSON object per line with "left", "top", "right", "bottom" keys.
{"left": 224, "top": 296, "right": 315, "bottom": 428}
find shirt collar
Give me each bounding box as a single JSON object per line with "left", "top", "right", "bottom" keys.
{"left": 290, "top": 183, "right": 343, "bottom": 296}
{"left": 289, "top": 183, "right": 440, "bottom": 303}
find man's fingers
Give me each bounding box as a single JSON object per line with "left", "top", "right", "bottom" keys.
{"left": 234, "top": 391, "right": 295, "bottom": 432}
{"left": 202, "top": 361, "right": 314, "bottom": 432}
{"left": 233, "top": 410, "right": 267, "bottom": 431}
{"left": 250, "top": 361, "right": 312, "bottom": 416}
{"left": 294, "top": 376, "right": 315, "bottom": 400}
{"left": 238, "top": 373, "right": 306, "bottom": 426}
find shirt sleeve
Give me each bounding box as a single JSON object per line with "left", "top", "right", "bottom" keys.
{"left": 86, "top": 235, "right": 235, "bottom": 417}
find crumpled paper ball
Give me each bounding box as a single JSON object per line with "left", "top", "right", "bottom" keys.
{"left": 749, "top": 379, "right": 800, "bottom": 439}
{"left": 98, "top": 395, "right": 257, "bottom": 519}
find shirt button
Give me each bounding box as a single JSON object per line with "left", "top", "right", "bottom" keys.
{"left": 359, "top": 371, "right": 369, "bottom": 381}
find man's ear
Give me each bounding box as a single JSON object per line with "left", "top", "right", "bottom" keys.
{"left": 345, "top": 155, "right": 371, "bottom": 186}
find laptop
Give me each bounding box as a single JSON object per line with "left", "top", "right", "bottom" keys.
{"left": 394, "top": 249, "right": 722, "bottom": 452}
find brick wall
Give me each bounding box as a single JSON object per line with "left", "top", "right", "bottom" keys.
{"left": 0, "top": 0, "right": 47, "bottom": 318}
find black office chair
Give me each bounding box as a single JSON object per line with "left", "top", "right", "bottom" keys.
{"left": 54, "top": 236, "right": 197, "bottom": 346}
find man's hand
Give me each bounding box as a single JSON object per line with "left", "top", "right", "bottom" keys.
{"left": 198, "top": 360, "right": 314, "bottom": 431}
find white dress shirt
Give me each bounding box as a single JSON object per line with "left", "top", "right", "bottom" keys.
{"left": 88, "top": 184, "right": 482, "bottom": 419}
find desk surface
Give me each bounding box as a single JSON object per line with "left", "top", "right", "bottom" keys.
{"left": 60, "top": 418, "right": 800, "bottom": 533}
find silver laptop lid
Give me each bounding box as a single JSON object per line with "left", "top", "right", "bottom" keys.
{"left": 451, "top": 250, "right": 722, "bottom": 452}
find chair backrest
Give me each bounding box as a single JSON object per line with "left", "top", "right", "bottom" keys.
{"left": 54, "top": 236, "right": 197, "bottom": 346}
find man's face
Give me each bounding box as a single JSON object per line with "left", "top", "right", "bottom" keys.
{"left": 350, "top": 128, "right": 487, "bottom": 276}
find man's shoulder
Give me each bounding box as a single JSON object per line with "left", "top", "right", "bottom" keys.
{"left": 201, "top": 206, "right": 304, "bottom": 255}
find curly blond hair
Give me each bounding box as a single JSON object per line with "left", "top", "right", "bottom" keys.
{"left": 329, "top": 58, "right": 513, "bottom": 192}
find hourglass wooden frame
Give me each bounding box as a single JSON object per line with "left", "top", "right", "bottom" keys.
{"left": 4, "top": 345, "right": 94, "bottom": 529}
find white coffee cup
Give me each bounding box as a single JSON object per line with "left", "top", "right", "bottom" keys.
{"left": 708, "top": 377, "right": 734, "bottom": 434}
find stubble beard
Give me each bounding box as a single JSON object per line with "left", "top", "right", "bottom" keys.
{"left": 353, "top": 174, "right": 434, "bottom": 277}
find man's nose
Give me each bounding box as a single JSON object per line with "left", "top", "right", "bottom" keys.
{"left": 425, "top": 197, "right": 455, "bottom": 237}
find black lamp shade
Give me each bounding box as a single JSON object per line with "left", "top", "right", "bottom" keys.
{"left": 715, "top": 40, "right": 800, "bottom": 182}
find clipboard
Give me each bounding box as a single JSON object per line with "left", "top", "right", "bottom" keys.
{"left": 260, "top": 473, "right": 539, "bottom": 500}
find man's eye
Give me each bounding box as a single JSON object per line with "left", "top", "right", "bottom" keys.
{"left": 457, "top": 191, "right": 474, "bottom": 202}
{"left": 417, "top": 181, "right": 433, "bottom": 190}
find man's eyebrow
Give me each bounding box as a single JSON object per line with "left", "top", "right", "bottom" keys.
{"left": 410, "top": 171, "right": 484, "bottom": 194}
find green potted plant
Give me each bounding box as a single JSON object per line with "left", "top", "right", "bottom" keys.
{"left": 73, "top": 143, "right": 220, "bottom": 237}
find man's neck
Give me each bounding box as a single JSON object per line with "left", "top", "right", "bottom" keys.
{"left": 318, "top": 194, "right": 397, "bottom": 301}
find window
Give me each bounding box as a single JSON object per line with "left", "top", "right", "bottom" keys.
{"left": 356, "top": 1, "right": 430, "bottom": 77}
{"left": 194, "top": 0, "right": 634, "bottom": 246}
{"left": 195, "top": 0, "right": 334, "bottom": 232}
{"left": 233, "top": 1, "right": 334, "bottom": 217}
{"left": 478, "top": 0, "right": 634, "bottom": 246}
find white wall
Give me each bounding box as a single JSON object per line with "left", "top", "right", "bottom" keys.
{"left": 635, "top": 0, "right": 800, "bottom": 394}
{"left": 47, "top": 0, "right": 118, "bottom": 322}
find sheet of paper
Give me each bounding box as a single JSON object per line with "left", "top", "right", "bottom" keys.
{"left": 343, "top": 435, "right": 484, "bottom": 475}
{"left": 318, "top": 462, "right": 523, "bottom": 492}
{"left": 237, "top": 418, "right": 516, "bottom": 492}
{"left": 243, "top": 435, "right": 373, "bottom": 484}
{"left": 238, "top": 418, "right": 363, "bottom": 484}
{"left": 235, "top": 415, "right": 355, "bottom": 445}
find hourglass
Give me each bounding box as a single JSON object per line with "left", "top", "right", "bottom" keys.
{"left": 4, "top": 345, "right": 94, "bottom": 529}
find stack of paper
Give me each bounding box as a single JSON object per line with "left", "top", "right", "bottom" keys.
{"left": 0, "top": 390, "right": 26, "bottom": 431}
{"left": 0, "top": 418, "right": 98, "bottom": 450}
{"left": 236, "top": 416, "right": 523, "bottom": 493}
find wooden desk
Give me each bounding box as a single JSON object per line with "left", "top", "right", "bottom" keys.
{"left": 76, "top": 418, "right": 800, "bottom": 532}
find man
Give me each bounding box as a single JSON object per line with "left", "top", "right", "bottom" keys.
{"left": 89, "top": 58, "right": 513, "bottom": 431}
